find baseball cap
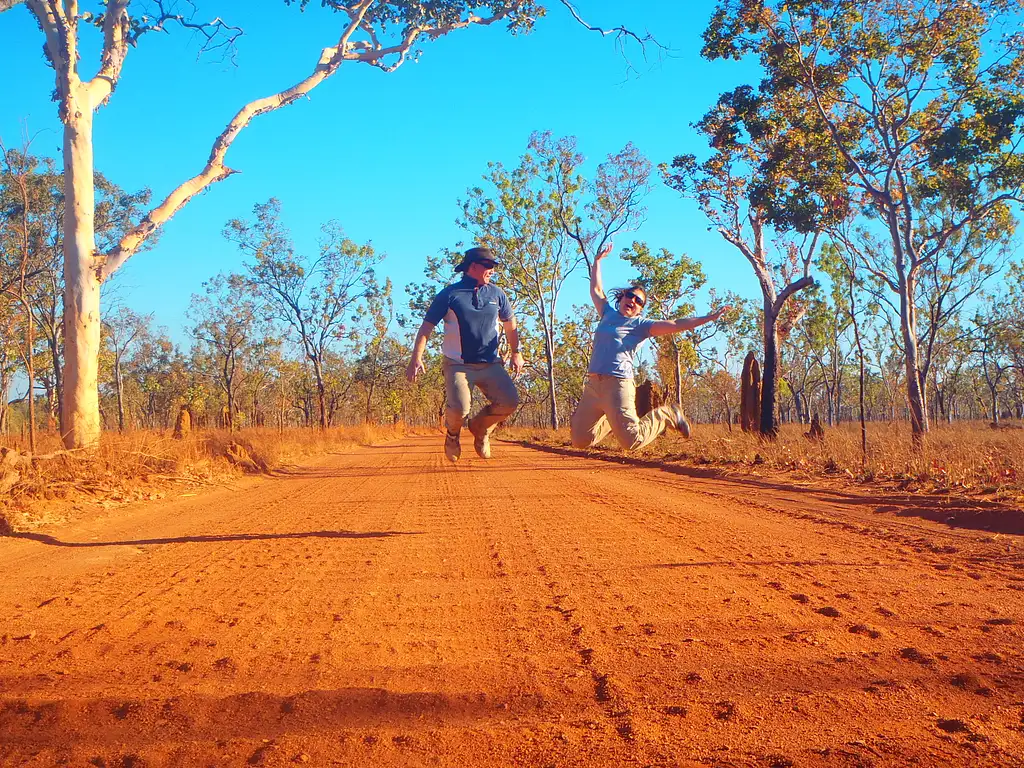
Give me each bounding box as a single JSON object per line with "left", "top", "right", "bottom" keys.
{"left": 454, "top": 246, "right": 500, "bottom": 272}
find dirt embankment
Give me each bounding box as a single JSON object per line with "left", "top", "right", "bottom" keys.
{"left": 1, "top": 435, "right": 1022, "bottom": 767}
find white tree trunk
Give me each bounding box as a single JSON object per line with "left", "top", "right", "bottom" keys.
{"left": 898, "top": 281, "right": 929, "bottom": 440}
{"left": 14, "top": 0, "right": 525, "bottom": 448}
{"left": 61, "top": 88, "right": 103, "bottom": 448}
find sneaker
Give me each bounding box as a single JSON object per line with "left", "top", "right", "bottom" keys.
{"left": 665, "top": 404, "right": 691, "bottom": 438}
{"left": 444, "top": 430, "right": 461, "bottom": 462}
{"left": 468, "top": 418, "right": 492, "bottom": 459}
{"left": 473, "top": 431, "right": 492, "bottom": 459}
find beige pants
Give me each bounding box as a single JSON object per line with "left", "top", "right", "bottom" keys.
{"left": 443, "top": 359, "right": 519, "bottom": 436}
{"left": 570, "top": 374, "right": 675, "bottom": 451}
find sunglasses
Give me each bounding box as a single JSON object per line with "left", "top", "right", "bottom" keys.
{"left": 621, "top": 291, "right": 646, "bottom": 308}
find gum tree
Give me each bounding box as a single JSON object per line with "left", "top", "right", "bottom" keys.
{"left": 102, "top": 305, "right": 151, "bottom": 432}
{"left": 224, "top": 199, "right": 381, "bottom": 431}
{"left": 0, "top": 150, "right": 149, "bottom": 431}
{"left": 664, "top": 85, "right": 844, "bottom": 436}
{"left": 2, "top": 0, "right": 556, "bottom": 447}
{"left": 186, "top": 273, "right": 267, "bottom": 431}
{"left": 703, "top": 0, "right": 1024, "bottom": 442}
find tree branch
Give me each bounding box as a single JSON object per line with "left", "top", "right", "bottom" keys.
{"left": 89, "top": 0, "right": 130, "bottom": 105}
{"left": 130, "top": 0, "right": 244, "bottom": 63}
{"left": 557, "top": 0, "right": 664, "bottom": 73}
{"left": 773, "top": 275, "right": 816, "bottom": 315}
{"left": 24, "top": 0, "right": 66, "bottom": 73}
{"left": 99, "top": 4, "right": 505, "bottom": 281}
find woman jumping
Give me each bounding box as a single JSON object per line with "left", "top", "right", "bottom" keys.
{"left": 570, "top": 242, "right": 729, "bottom": 451}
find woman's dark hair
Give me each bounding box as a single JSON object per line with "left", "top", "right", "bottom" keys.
{"left": 610, "top": 284, "right": 648, "bottom": 307}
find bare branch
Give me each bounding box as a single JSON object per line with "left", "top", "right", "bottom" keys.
{"left": 129, "top": 0, "right": 244, "bottom": 64}
{"left": 557, "top": 0, "right": 663, "bottom": 63}
{"left": 99, "top": 6, "right": 509, "bottom": 280}
{"left": 24, "top": 0, "right": 67, "bottom": 73}
{"left": 347, "top": 9, "right": 511, "bottom": 72}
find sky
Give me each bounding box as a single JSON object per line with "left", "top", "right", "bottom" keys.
{"left": 0, "top": 1, "right": 766, "bottom": 343}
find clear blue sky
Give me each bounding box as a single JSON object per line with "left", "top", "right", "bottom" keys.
{"left": 1, "top": 1, "right": 764, "bottom": 340}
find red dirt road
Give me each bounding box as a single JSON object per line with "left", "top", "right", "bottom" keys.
{"left": 2, "top": 435, "right": 1023, "bottom": 767}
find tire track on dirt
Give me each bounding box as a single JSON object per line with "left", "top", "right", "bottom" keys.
{"left": 548, "top": 449, "right": 1024, "bottom": 656}
{"left": 459, "top": 450, "right": 679, "bottom": 763}
{"left": 2, "top": 449, "right": 406, "bottom": 682}
{"left": 2, "top": 435, "right": 1022, "bottom": 767}
{"left": 5, "top": 449, "right": 411, "bottom": 703}
{"left": 8, "top": 469, "right": 348, "bottom": 637}
{"left": 479, "top": 439, "right": 1024, "bottom": 767}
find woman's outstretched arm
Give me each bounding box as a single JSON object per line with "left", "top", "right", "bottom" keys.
{"left": 648, "top": 306, "right": 731, "bottom": 337}
{"left": 590, "top": 241, "right": 613, "bottom": 312}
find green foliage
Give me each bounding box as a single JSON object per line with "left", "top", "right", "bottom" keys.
{"left": 700, "top": 0, "right": 1024, "bottom": 437}
{"left": 224, "top": 198, "right": 383, "bottom": 427}
{"left": 457, "top": 131, "right": 653, "bottom": 427}
{"left": 620, "top": 240, "right": 706, "bottom": 319}
{"left": 553, "top": 303, "right": 598, "bottom": 411}
{"left": 702, "top": 0, "right": 1024, "bottom": 239}
{"left": 618, "top": 240, "right": 708, "bottom": 401}
{"left": 285, "top": 0, "right": 544, "bottom": 34}
{"left": 186, "top": 272, "right": 278, "bottom": 425}
{"left": 404, "top": 248, "right": 461, "bottom": 331}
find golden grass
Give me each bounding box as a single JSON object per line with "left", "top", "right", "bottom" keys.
{"left": 4, "top": 419, "right": 1020, "bottom": 533}
{"left": 0, "top": 422, "right": 419, "bottom": 527}
{"left": 504, "top": 420, "right": 1024, "bottom": 506}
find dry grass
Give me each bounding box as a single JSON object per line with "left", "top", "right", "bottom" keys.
{"left": 0, "top": 423, "right": 418, "bottom": 530}
{"left": 505, "top": 420, "right": 1024, "bottom": 507}
{"left": 5, "top": 418, "right": 1020, "bottom": 534}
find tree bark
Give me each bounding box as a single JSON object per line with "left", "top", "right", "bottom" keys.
{"left": 61, "top": 87, "right": 103, "bottom": 448}
{"left": 673, "top": 343, "right": 683, "bottom": 407}
{"left": 114, "top": 352, "right": 125, "bottom": 432}
{"left": 46, "top": 330, "right": 63, "bottom": 434}
{"left": 21, "top": 299, "right": 36, "bottom": 453}
{"left": 899, "top": 285, "right": 928, "bottom": 442}
{"left": 741, "top": 351, "right": 761, "bottom": 433}
{"left": 365, "top": 369, "right": 376, "bottom": 424}
{"left": 313, "top": 359, "right": 327, "bottom": 431}
{"left": 845, "top": 266, "right": 868, "bottom": 466}
{"left": 760, "top": 303, "right": 780, "bottom": 438}
{"left": 545, "top": 331, "right": 558, "bottom": 430}
{"left": 0, "top": 363, "right": 8, "bottom": 436}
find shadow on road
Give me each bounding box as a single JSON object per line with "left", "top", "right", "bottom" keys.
{"left": 4, "top": 529, "right": 422, "bottom": 548}
{"left": 0, "top": 686, "right": 543, "bottom": 747}
{"left": 517, "top": 440, "right": 1024, "bottom": 536}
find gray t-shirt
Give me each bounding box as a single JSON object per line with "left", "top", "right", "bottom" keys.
{"left": 587, "top": 300, "right": 655, "bottom": 379}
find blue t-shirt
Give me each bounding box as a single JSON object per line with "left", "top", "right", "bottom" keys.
{"left": 424, "top": 278, "right": 514, "bottom": 364}
{"left": 587, "top": 300, "right": 656, "bottom": 379}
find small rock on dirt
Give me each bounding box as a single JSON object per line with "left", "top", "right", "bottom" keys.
{"left": 899, "top": 647, "right": 934, "bottom": 665}
{"left": 936, "top": 718, "right": 972, "bottom": 734}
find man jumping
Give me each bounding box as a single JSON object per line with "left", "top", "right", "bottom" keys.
{"left": 406, "top": 246, "right": 525, "bottom": 462}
